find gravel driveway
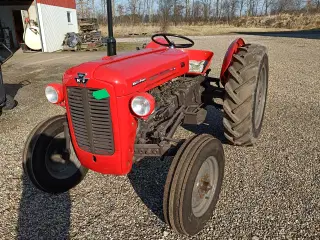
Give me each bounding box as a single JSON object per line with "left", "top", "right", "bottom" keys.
{"left": 0, "top": 33, "right": 319, "bottom": 239}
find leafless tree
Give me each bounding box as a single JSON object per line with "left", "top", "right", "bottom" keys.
{"left": 117, "top": 4, "right": 125, "bottom": 24}
{"left": 99, "top": 0, "right": 320, "bottom": 27}
{"left": 201, "top": 0, "right": 211, "bottom": 21}
{"left": 159, "top": 0, "right": 174, "bottom": 30}
{"left": 238, "top": 0, "right": 245, "bottom": 16}
{"left": 185, "top": 0, "right": 191, "bottom": 20}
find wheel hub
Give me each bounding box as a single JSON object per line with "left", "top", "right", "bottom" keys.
{"left": 192, "top": 156, "right": 219, "bottom": 218}
{"left": 197, "top": 175, "right": 213, "bottom": 199}
{"left": 45, "top": 133, "right": 80, "bottom": 180}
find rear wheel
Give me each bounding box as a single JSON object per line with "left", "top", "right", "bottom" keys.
{"left": 23, "top": 115, "right": 88, "bottom": 194}
{"left": 163, "top": 134, "right": 225, "bottom": 235}
{"left": 223, "top": 44, "right": 269, "bottom": 146}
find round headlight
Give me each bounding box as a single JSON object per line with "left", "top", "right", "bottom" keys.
{"left": 45, "top": 86, "right": 59, "bottom": 103}
{"left": 131, "top": 96, "right": 151, "bottom": 117}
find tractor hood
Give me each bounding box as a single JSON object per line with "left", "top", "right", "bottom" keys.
{"left": 63, "top": 48, "right": 189, "bottom": 96}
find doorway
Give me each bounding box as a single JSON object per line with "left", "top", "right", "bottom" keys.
{"left": 12, "top": 10, "right": 24, "bottom": 49}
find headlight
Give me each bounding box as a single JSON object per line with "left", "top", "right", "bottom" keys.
{"left": 45, "top": 84, "right": 64, "bottom": 104}
{"left": 131, "top": 96, "right": 151, "bottom": 116}
{"left": 130, "top": 93, "right": 155, "bottom": 118}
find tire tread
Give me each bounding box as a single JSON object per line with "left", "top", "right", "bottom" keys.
{"left": 223, "top": 44, "right": 268, "bottom": 146}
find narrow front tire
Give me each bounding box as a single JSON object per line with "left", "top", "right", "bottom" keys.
{"left": 163, "top": 134, "right": 225, "bottom": 235}
{"left": 23, "top": 115, "right": 88, "bottom": 194}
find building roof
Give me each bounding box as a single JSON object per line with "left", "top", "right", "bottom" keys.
{"left": 0, "top": 0, "right": 34, "bottom": 6}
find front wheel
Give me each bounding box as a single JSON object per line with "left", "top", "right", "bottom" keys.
{"left": 163, "top": 134, "right": 225, "bottom": 235}
{"left": 23, "top": 115, "right": 88, "bottom": 194}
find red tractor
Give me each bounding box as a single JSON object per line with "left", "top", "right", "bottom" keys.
{"left": 23, "top": 4, "right": 268, "bottom": 236}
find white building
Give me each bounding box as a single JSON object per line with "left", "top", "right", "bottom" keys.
{"left": 0, "top": 0, "right": 79, "bottom": 52}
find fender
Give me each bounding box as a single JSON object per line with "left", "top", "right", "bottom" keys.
{"left": 220, "top": 38, "right": 245, "bottom": 85}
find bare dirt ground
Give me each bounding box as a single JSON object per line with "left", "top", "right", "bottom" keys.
{"left": 0, "top": 33, "right": 319, "bottom": 239}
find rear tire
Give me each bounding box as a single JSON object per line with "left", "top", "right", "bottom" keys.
{"left": 163, "top": 134, "right": 225, "bottom": 235}
{"left": 23, "top": 115, "right": 88, "bottom": 194}
{"left": 223, "top": 44, "right": 269, "bottom": 146}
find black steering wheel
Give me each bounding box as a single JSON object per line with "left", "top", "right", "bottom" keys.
{"left": 151, "top": 33, "right": 194, "bottom": 49}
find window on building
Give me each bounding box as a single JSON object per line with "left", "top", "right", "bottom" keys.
{"left": 67, "top": 11, "right": 72, "bottom": 23}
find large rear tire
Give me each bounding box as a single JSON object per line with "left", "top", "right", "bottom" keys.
{"left": 23, "top": 115, "right": 88, "bottom": 194}
{"left": 223, "top": 44, "right": 269, "bottom": 146}
{"left": 163, "top": 134, "right": 225, "bottom": 235}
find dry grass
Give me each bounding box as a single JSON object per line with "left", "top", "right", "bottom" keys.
{"left": 99, "top": 13, "right": 320, "bottom": 37}
{"left": 233, "top": 13, "right": 320, "bottom": 29}
{"left": 98, "top": 42, "right": 139, "bottom": 52}
{"left": 100, "top": 25, "right": 159, "bottom": 37}
{"left": 100, "top": 24, "right": 291, "bottom": 37}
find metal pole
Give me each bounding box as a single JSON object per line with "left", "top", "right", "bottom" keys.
{"left": 106, "top": 0, "right": 116, "bottom": 56}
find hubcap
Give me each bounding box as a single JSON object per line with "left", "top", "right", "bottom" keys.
{"left": 45, "top": 132, "right": 80, "bottom": 179}
{"left": 192, "top": 156, "right": 219, "bottom": 217}
{"left": 254, "top": 65, "right": 267, "bottom": 128}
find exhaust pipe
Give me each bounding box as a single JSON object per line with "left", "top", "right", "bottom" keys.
{"left": 106, "top": 0, "right": 116, "bottom": 56}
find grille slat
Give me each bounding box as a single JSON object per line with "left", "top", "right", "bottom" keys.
{"left": 92, "top": 128, "right": 112, "bottom": 132}
{"left": 67, "top": 87, "right": 115, "bottom": 155}
{"left": 89, "top": 106, "right": 110, "bottom": 111}
{"left": 71, "top": 112, "right": 86, "bottom": 119}
{"left": 68, "top": 99, "right": 83, "bottom": 104}
{"left": 69, "top": 104, "right": 85, "bottom": 110}
{"left": 90, "top": 109, "right": 110, "bottom": 114}
{"left": 74, "top": 130, "right": 89, "bottom": 138}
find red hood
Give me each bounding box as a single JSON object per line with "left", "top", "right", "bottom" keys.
{"left": 63, "top": 48, "right": 189, "bottom": 96}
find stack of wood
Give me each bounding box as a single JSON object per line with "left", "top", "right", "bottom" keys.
{"left": 78, "top": 18, "right": 102, "bottom": 51}
{"left": 79, "top": 18, "right": 99, "bottom": 32}
{"left": 80, "top": 31, "right": 102, "bottom": 44}
{"left": 78, "top": 31, "right": 102, "bottom": 51}
{"left": 62, "top": 18, "right": 103, "bottom": 52}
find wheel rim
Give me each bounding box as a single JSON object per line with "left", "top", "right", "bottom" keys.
{"left": 254, "top": 65, "right": 267, "bottom": 128}
{"left": 192, "top": 156, "right": 219, "bottom": 218}
{"left": 45, "top": 132, "right": 80, "bottom": 180}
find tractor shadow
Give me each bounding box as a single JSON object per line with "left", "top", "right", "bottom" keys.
{"left": 234, "top": 29, "right": 320, "bottom": 40}
{"left": 17, "top": 134, "right": 72, "bottom": 239}
{"left": 17, "top": 176, "right": 71, "bottom": 239}
{"left": 183, "top": 105, "right": 228, "bottom": 144}
{"left": 128, "top": 157, "right": 172, "bottom": 222}
{"left": 0, "top": 81, "right": 30, "bottom": 115}
{"left": 4, "top": 80, "right": 31, "bottom": 99}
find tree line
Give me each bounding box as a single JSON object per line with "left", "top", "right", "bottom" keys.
{"left": 93, "top": 0, "right": 320, "bottom": 26}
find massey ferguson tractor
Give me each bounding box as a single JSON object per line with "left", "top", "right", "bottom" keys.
{"left": 23, "top": 1, "right": 268, "bottom": 236}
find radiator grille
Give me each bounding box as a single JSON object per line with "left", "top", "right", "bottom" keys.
{"left": 67, "top": 87, "right": 114, "bottom": 155}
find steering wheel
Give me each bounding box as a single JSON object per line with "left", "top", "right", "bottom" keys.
{"left": 151, "top": 33, "right": 194, "bottom": 48}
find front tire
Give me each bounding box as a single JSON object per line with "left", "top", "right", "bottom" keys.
{"left": 163, "top": 134, "right": 225, "bottom": 235}
{"left": 23, "top": 115, "right": 88, "bottom": 194}
{"left": 223, "top": 44, "right": 269, "bottom": 146}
